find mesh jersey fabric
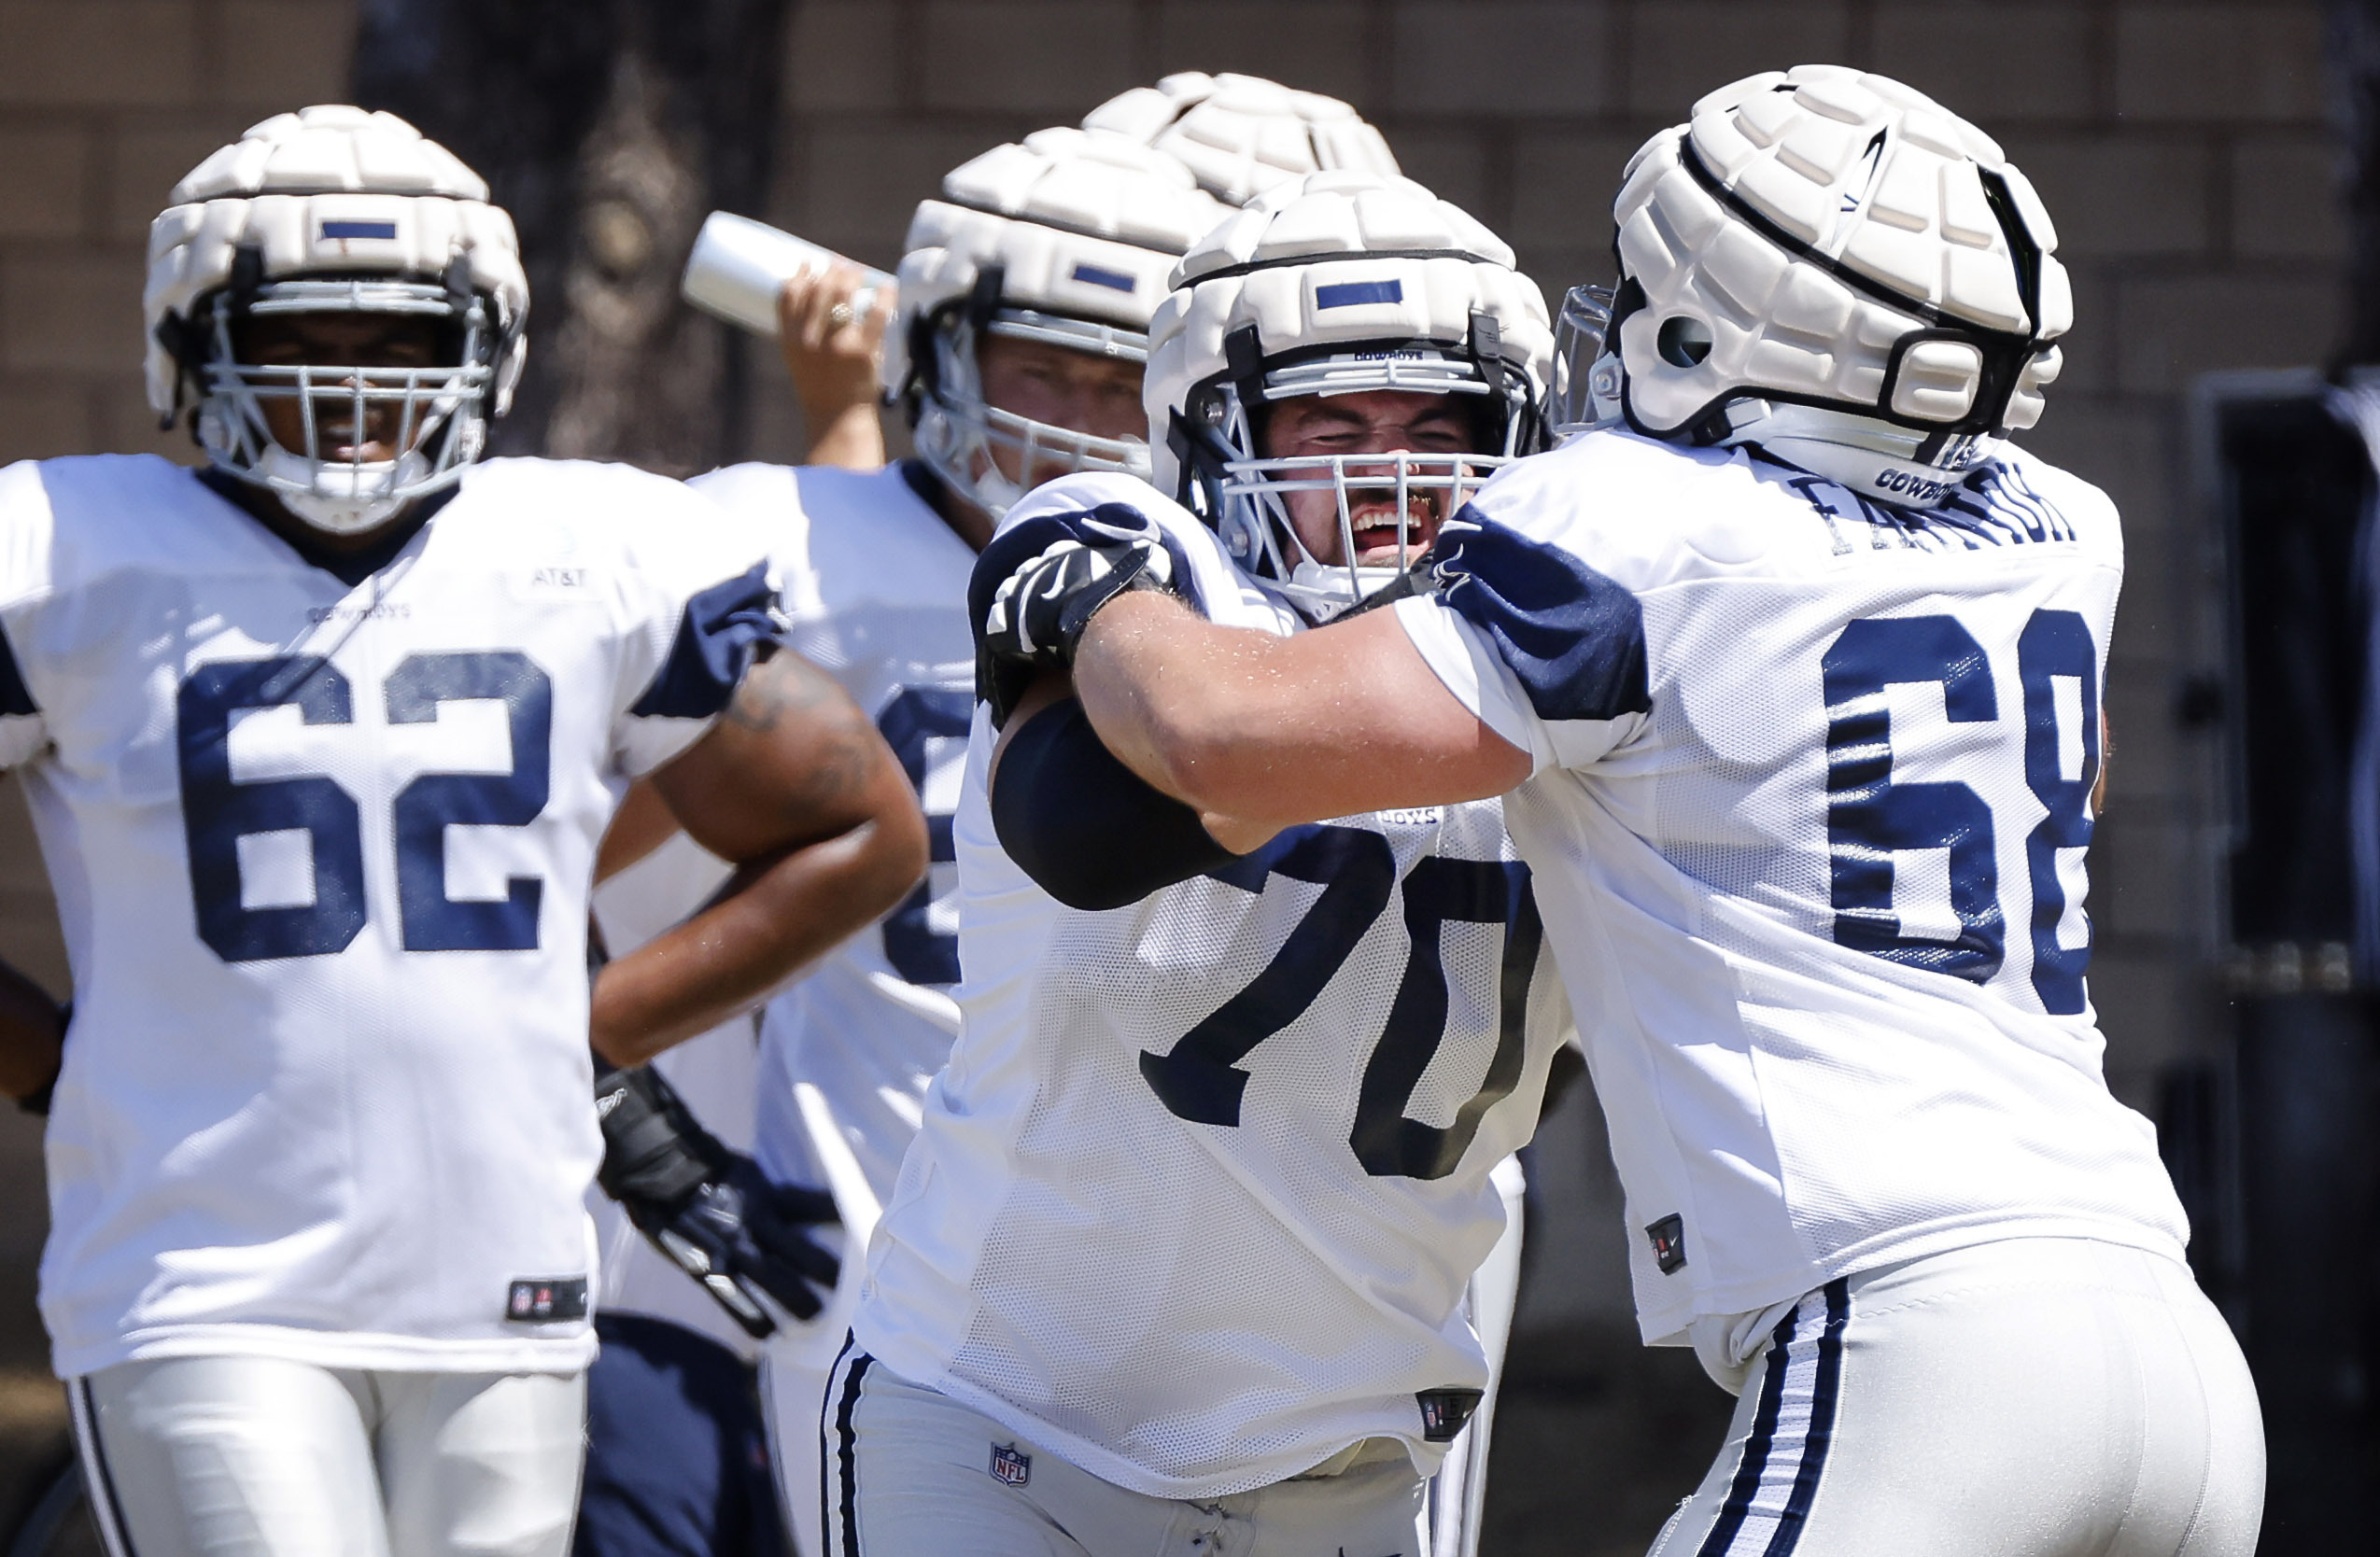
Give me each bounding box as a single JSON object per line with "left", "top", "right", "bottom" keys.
{"left": 687, "top": 460, "right": 980, "bottom": 1368}
{"left": 854, "top": 471, "right": 1575, "bottom": 1500}
{"left": 0, "top": 453, "right": 776, "bottom": 1377}
{"left": 1392, "top": 428, "right": 2190, "bottom": 1345}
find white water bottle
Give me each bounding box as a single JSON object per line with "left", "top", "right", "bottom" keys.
{"left": 680, "top": 211, "right": 895, "bottom": 339}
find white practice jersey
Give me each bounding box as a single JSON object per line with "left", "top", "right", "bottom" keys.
{"left": 0, "top": 454, "right": 778, "bottom": 1378}
{"left": 689, "top": 462, "right": 976, "bottom": 1340}
{"left": 587, "top": 832, "right": 762, "bottom": 1358}
{"left": 1393, "top": 428, "right": 2190, "bottom": 1346}
{"left": 856, "top": 472, "right": 1574, "bottom": 1500}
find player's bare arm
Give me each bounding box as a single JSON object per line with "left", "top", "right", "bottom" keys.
{"left": 590, "top": 646, "right": 928, "bottom": 1067}
{"left": 0, "top": 956, "right": 64, "bottom": 1106}
{"left": 1071, "top": 590, "right": 1528, "bottom": 837}
{"left": 593, "top": 774, "right": 678, "bottom": 881}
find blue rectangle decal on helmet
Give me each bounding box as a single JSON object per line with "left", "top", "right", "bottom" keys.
{"left": 319, "top": 219, "right": 400, "bottom": 241}
{"left": 1069, "top": 262, "right": 1137, "bottom": 293}
{"left": 1316, "top": 279, "right": 1403, "bottom": 309}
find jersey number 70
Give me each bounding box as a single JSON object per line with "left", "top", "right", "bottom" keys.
{"left": 176, "top": 652, "right": 552, "bottom": 963}
{"left": 1137, "top": 824, "right": 1541, "bottom": 1182}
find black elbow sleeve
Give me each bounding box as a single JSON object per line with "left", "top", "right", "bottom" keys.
{"left": 991, "top": 697, "right": 1238, "bottom": 911}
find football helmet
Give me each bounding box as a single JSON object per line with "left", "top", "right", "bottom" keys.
{"left": 1146, "top": 171, "right": 1553, "bottom": 620}
{"left": 881, "top": 128, "right": 1232, "bottom": 520}
{"left": 1082, "top": 71, "right": 1401, "bottom": 207}
{"left": 145, "top": 105, "right": 528, "bottom": 536}
{"left": 1604, "top": 65, "right": 2068, "bottom": 507}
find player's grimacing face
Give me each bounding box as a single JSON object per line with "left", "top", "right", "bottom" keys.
{"left": 232, "top": 311, "right": 447, "bottom": 464}
{"left": 1256, "top": 389, "right": 1483, "bottom": 569}
{"left": 976, "top": 333, "right": 1145, "bottom": 487}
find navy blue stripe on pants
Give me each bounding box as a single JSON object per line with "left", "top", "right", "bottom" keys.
{"left": 1695, "top": 1279, "right": 1850, "bottom": 1557}
{"left": 823, "top": 1337, "right": 874, "bottom": 1557}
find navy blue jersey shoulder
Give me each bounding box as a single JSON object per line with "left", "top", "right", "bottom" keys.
{"left": 0, "top": 618, "right": 33, "bottom": 718}
{"left": 1428, "top": 507, "right": 1650, "bottom": 724}
{"left": 630, "top": 561, "right": 779, "bottom": 720}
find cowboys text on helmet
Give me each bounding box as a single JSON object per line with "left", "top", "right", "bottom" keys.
{"left": 145, "top": 105, "right": 527, "bottom": 535}
{"left": 1608, "top": 65, "right": 2069, "bottom": 507}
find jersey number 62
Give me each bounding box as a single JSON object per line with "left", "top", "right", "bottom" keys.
{"left": 176, "top": 652, "right": 552, "bottom": 963}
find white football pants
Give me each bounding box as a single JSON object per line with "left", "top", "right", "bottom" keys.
{"left": 69, "top": 1355, "right": 586, "bottom": 1557}
{"left": 1424, "top": 1153, "right": 1525, "bottom": 1557}
{"left": 1650, "top": 1238, "right": 2264, "bottom": 1557}
{"left": 760, "top": 1312, "right": 854, "bottom": 1557}
{"left": 821, "top": 1351, "right": 1427, "bottom": 1557}
{"left": 768, "top": 1155, "right": 1527, "bottom": 1557}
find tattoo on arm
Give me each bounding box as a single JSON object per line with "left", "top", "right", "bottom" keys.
{"left": 721, "top": 651, "right": 838, "bottom": 736}
{"left": 782, "top": 719, "right": 875, "bottom": 819}
{"left": 710, "top": 651, "right": 880, "bottom": 829}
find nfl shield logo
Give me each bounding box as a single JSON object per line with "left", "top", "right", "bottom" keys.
{"left": 989, "top": 1442, "right": 1031, "bottom": 1487}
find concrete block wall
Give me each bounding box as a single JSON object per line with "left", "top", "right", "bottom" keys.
{"left": 0, "top": 0, "right": 359, "bottom": 469}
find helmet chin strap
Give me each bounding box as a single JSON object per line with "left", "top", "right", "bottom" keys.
{"left": 1282, "top": 557, "right": 1402, "bottom": 623}
{"left": 1710, "top": 399, "right": 1996, "bottom": 510}
{"left": 911, "top": 400, "right": 1024, "bottom": 522}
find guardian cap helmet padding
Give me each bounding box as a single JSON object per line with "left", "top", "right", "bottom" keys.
{"left": 1610, "top": 64, "right": 2068, "bottom": 507}
{"left": 883, "top": 128, "right": 1232, "bottom": 521}
{"left": 146, "top": 105, "right": 528, "bottom": 535}
{"left": 1146, "top": 172, "right": 1553, "bottom": 620}
{"left": 1082, "top": 72, "right": 1401, "bottom": 208}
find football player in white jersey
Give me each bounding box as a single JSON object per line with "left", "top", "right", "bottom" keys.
{"left": 0, "top": 106, "right": 928, "bottom": 1557}
{"left": 588, "top": 128, "right": 1230, "bottom": 1557}
{"left": 1085, "top": 78, "right": 1538, "bottom": 1557}
{"left": 976, "top": 69, "right": 2265, "bottom": 1557}
{"left": 830, "top": 172, "right": 1571, "bottom": 1557}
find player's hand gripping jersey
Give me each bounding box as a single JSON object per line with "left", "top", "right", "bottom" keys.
{"left": 1393, "top": 428, "right": 2189, "bottom": 1344}
{"left": 855, "top": 472, "right": 1574, "bottom": 1499}
{"left": 0, "top": 453, "right": 777, "bottom": 1377}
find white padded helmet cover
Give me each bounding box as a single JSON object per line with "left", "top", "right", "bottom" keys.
{"left": 144, "top": 105, "right": 528, "bottom": 418}
{"left": 1082, "top": 71, "right": 1401, "bottom": 207}
{"left": 1614, "top": 65, "right": 2069, "bottom": 441}
{"left": 1146, "top": 172, "right": 1553, "bottom": 497}
{"left": 879, "top": 127, "right": 1232, "bottom": 400}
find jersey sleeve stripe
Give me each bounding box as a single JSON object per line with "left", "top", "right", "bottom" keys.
{"left": 628, "top": 561, "right": 780, "bottom": 720}
{"left": 1429, "top": 507, "right": 1650, "bottom": 724}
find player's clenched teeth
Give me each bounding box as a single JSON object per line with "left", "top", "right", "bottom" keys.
{"left": 1347, "top": 499, "right": 1441, "bottom": 561}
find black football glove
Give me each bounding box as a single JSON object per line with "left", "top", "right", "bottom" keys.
{"left": 594, "top": 1060, "right": 840, "bottom": 1336}
{"left": 968, "top": 503, "right": 1182, "bottom": 727}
